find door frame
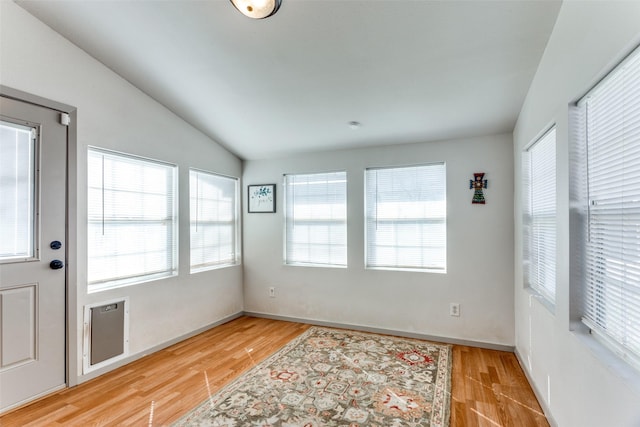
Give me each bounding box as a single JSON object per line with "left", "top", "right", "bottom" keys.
{"left": 1, "top": 85, "right": 79, "bottom": 393}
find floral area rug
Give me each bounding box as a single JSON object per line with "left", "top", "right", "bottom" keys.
{"left": 173, "top": 326, "right": 451, "bottom": 427}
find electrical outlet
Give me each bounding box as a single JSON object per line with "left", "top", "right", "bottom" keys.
{"left": 449, "top": 303, "right": 460, "bottom": 317}
{"left": 269, "top": 287, "right": 275, "bottom": 298}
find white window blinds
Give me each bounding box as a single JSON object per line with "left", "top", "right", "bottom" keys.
{"left": 365, "top": 163, "right": 446, "bottom": 272}
{"left": 0, "top": 120, "right": 36, "bottom": 261}
{"left": 523, "top": 127, "right": 557, "bottom": 303}
{"left": 284, "top": 171, "right": 347, "bottom": 267}
{"left": 581, "top": 45, "right": 640, "bottom": 366}
{"left": 87, "top": 148, "right": 177, "bottom": 292}
{"left": 190, "top": 169, "right": 239, "bottom": 272}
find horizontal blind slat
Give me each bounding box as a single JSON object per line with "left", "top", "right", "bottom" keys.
{"left": 87, "top": 148, "right": 177, "bottom": 290}
{"left": 189, "top": 169, "right": 239, "bottom": 271}
{"left": 525, "top": 127, "right": 556, "bottom": 301}
{"left": 582, "top": 44, "right": 640, "bottom": 365}
{"left": 366, "top": 163, "right": 446, "bottom": 271}
{"left": 285, "top": 171, "right": 347, "bottom": 267}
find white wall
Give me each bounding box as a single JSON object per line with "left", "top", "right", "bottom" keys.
{"left": 0, "top": 1, "right": 243, "bottom": 384}
{"left": 513, "top": 2, "right": 640, "bottom": 426}
{"left": 243, "top": 134, "right": 515, "bottom": 347}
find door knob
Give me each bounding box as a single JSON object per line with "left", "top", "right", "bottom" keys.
{"left": 50, "top": 260, "right": 64, "bottom": 270}
{"left": 50, "top": 240, "right": 62, "bottom": 250}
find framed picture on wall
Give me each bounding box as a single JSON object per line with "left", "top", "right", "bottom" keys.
{"left": 248, "top": 184, "right": 276, "bottom": 213}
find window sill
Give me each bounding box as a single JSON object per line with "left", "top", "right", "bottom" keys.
{"left": 88, "top": 271, "right": 177, "bottom": 294}
{"left": 284, "top": 262, "right": 347, "bottom": 269}
{"left": 365, "top": 266, "right": 447, "bottom": 274}
{"left": 525, "top": 286, "right": 555, "bottom": 315}
{"left": 571, "top": 321, "right": 640, "bottom": 396}
{"left": 190, "top": 262, "right": 241, "bottom": 274}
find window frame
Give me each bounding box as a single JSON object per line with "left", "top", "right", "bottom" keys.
{"left": 572, "top": 44, "right": 640, "bottom": 371}
{"left": 364, "top": 162, "right": 447, "bottom": 273}
{"left": 283, "top": 170, "right": 348, "bottom": 268}
{"left": 0, "top": 119, "right": 40, "bottom": 264}
{"left": 87, "top": 147, "right": 178, "bottom": 293}
{"left": 189, "top": 168, "right": 240, "bottom": 273}
{"left": 523, "top": 125, "right": 557, "bottom": 308}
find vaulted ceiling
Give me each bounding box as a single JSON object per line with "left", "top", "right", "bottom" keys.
{"left": 17, "top": 0, "right": 561, "bottom": 160}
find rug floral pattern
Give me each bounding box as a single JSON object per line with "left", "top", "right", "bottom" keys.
{"left": 174, "top": 327, "right": 451, "bottom": 427}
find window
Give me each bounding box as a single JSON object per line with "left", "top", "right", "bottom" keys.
{"left": 87, "top": 148, "right": 177, "bottom": 292}
{"left": 0, "top": 120, "right": 37, "bottom": 262}
{"left": 284, "top": 171, "right": 347, "bottom": 267}
{"left": 577, "top": 45, "right": 640, "bottom": 367}
{"left": 190, "top": 169, "right": 239, "bottom": 272}
{"left": 365, "top": 163, "right": 446, "bottom": 272}
{"left": 523, "top": 126, "right": 557, "bottom": 304}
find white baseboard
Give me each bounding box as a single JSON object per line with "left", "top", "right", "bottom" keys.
{"left": 75, "top": 311, "right": 244, "bottom": 385}
{"left": 244, "top": 311, "right": 515, "bottom": 352}
{"left": 74, "top": 310, "right": 517, "bottom": 385}
{"left": 514, "top": 347, "right": 558, "bottom": 427}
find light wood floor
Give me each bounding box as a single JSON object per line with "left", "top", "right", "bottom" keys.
{"left": 1, "top": 316, "right": 549, "bottom": 426}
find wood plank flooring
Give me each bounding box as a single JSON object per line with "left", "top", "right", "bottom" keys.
{"left": 0, "top": 316, "right": 549, "bottom": 426}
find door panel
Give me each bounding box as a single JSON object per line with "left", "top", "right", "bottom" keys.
{"left": 0, "top": 96, "right": 67, "bottom": 412}
{"left": 1, "top": 284, "right": 37, "bottom": 369}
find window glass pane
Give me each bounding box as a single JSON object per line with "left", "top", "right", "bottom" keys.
{"left": 0, "top": 120, "right": 36, "bottom": 261}
{"left": 365, "top": 163, "right": 446, "bottom": 271}
{"left": 580, "top": 45, "right": 640, "bottom": 367}
{"left": 284, "top": 171, "right": 347, "bottom": 267}
{"left": 524, "top": 127, "right": 556, "bottom": 303}
{"left": 87, "top": 148, "right": 177, "bottom": 292}
{"left": 190, "top": 169, "right": 239, "bottom": 272}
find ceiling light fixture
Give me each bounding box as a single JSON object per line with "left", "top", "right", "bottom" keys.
{"left": 230, "top": 0, "right": 282, "bottom": 19}
{"left": 348, "top": 121, "right": 361, "bottom": 130}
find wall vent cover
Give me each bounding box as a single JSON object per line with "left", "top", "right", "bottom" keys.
{"left": 83, "top": 297, "right": 129, "bottom": 374}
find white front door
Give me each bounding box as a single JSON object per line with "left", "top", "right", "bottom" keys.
{"left": 0, "top": 96, "right": 67, "bottom": 412}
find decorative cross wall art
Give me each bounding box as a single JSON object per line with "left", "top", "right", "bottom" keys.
{"left": 470, "top": 172, "right": 488, "bottom": 204}
{"left": 248, "top": 184, "right": 276, "bottom": 213}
